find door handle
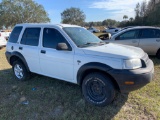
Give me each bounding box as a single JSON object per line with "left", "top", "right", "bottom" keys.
{"left": 19, "top": 47, "right": 23, "bottom": 50}
{"left": 156, "top": 39, "right": 160, "bottom": 42}
{"left": 11, "top": 46, "right": 14, "bottom": 50}
{"left": 41, "top": 50, "right": 46, "bottom": 54}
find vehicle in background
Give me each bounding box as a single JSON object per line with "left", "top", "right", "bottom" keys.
{"left": 0, "top": 36, "right": 7, "bottom": 49}
{"left": 104, "top": 26, "right": 160, "bottom": 58}
{"left": 120, "top": 26, "right": 137, "bottom": 31}
{"left": 102, "top": 27, "right": 121, "bottom": 35}
{"left": 0, "top": 30, "right": 11, "bottom": 40}
{"left": 87, "top": 27, "right": 100, "bottom": 33}
{"left": 98, "top": 33, "right": 111, "bottom": 40}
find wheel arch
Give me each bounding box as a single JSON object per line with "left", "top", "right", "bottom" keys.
{"left": 77, "top": 62, "right": 120, "bottom": 91}
{"left": 9, "top": 52, "right": 30, "bottom": 71}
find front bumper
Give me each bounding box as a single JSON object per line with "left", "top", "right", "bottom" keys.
{"left": 108, "top": 59, "right": 154, "bottom": 93}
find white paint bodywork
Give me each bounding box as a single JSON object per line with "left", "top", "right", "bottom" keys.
{"left": 6, "top": 23, "right": 145, "bottom": 84}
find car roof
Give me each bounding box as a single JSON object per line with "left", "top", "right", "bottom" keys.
{"left": 15, "top": 23, "right": 80, "bottom": 28}
{"left": 120, "top": 26, "right": 160, "bottom": 33}
{"left": 111, "top": 26, "right": 160, "bottom": 38}
{"left": 128, "top": 26, "right": 160, "bottom": 29}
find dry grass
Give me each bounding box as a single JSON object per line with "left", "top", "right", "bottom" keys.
{"left": 0, "top": 47, "right": 160, "bottom": 120}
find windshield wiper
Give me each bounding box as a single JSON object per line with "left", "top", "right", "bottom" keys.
{"left": 78, "top": 42, "right": 106, "bottom": 48}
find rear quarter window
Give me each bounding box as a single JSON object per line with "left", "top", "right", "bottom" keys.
{"left": 8, "top": 26, "right": 23, "bottom": 43}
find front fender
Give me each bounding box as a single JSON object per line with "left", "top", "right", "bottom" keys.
{"left": 77, "top": 62, "right": 112, "bottom": 85}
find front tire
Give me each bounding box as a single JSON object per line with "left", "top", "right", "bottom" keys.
{"left": 82, "top": 72, "right": 115, "bottom": 106}
{"left": 12, "top": 60, "right": 30, "bottom": 81}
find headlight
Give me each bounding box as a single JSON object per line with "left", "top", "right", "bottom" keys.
{"left": 123, "top": 59, "right": 142, "bottom": 69}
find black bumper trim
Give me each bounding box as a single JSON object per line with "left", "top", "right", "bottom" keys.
{"left": 5, "top": 51, "right": 11, "bottom": 64}
{"left": 108, "top": 59, "right": 154, "bottom": 93}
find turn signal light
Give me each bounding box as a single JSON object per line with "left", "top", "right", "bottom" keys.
{"left": 125, "top": 81, "right": 134, "bottom": 85}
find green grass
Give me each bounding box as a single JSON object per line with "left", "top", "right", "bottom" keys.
{"left": 0, "top": 47, "right": 160, "bottom": 120}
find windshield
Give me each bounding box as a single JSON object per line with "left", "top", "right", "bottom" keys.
{"left": 63, "top": 27, "right": 103, "bottom": 47}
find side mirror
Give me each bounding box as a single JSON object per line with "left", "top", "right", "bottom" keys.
{"left": 56, "top": 43, "right": 69, "bottom": 51}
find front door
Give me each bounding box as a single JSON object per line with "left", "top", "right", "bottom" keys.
{"left": 111, "top": 29, "right": 140, "bottom": 47}
{"left": 39, "top": 28, "right": 74, "bottom": 82}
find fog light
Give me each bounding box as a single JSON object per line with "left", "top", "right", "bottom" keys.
{"left": 125, "top": 81, "right": 134, "bottom": 85}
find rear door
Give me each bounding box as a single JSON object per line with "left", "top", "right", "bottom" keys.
{"left": 139, "top": 28, "right": 160, "bottom": 55}
{"left": 111, "top": 29, "right": 140, "bottom": 47}
{"left": 18, "top": 27, "right": 41, "bottom": 74}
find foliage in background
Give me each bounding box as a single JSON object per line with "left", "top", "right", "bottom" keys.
{"left": 119, "top": 0, "right": 160, "bottom": 27}
{"left": 123, "top": 15, "right": 128, "bottom": 21}
{"left": 85, "top": 19, "right": 120, "bottom": 27}
{"left": 0, "top": 0, "right": 50, "bottom": 28}
{"left": 61, "top": 7, "right": 86, "bottom": 26}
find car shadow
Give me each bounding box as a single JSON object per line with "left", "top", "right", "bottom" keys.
{"left": 149, "top": 56, "right": 160, "bottom": 65}
{"left": 0, "top": 68, "right": 128, "bottom": 119}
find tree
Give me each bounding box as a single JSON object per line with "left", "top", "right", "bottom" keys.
{"left": 135, "top": 3, "right": 140, "bottom": 18}
{"left": 0, "top": 0, "right": 50, "bottom": 28}
{"left": 140, "top": 0, "right": 147, "bottom": 17}
{"left": 123, "top": 15, "right": 128, "bottom": 21}
{"left": 61, "top": 7, "right": 86, "bottom": 26}
{"left": 102, "top": 19, "right": 117, "bottom": 27}
{"left": 120, "top": 0, "right": 160, "bottom": 27}
{"left": 129, "top": 17, "right": 134, "bottom": 22}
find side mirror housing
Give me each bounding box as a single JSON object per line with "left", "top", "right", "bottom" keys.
{"left": 56, "top": 43, "right": 70, "bottom": 51}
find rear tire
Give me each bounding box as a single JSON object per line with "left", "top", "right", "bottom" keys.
{"left": 82, "top": 72, "right": 115, "bottom": 106}
{"left": 12, "top": 60, "right": 30, "bottom": 81}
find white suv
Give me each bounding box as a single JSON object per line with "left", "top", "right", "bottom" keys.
{"left": 5, "top": 23, "right": 154, "bottom": 106}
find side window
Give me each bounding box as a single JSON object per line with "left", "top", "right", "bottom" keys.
{"left": 21, "top": 28, "right": 40, "bottom": 46}
{"left": 116, "top": 30, "right": 139, "bottom": 40}
{"left": 43, "top": 28, "right": 68, "bottom": 49}
{"left": 8, "top": 26, "right": 23, "bottom": 43}
{"left": 156, "top": 29, "right": 160, "bottom": 38}
{"left": 140, "top": 29, "right": 156, "bottom": 38}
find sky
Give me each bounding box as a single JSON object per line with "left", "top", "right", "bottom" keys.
{"left": 3, "top": 0, "right": 150, "bottom": 24}
{"left": 34, "top": 0, "right": 150, "bottom": 24}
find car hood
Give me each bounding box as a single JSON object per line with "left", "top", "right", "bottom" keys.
{"left": 82, "top": 43, "right": 144, "bottom": 59}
